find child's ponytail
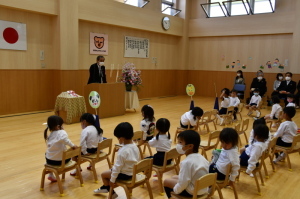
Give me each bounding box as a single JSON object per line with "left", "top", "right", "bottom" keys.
{"left": 81, "top": 113, "right": 103, "bottom": 136}
{"left": 44, "top": 127, "right": 49, "bottom": 141}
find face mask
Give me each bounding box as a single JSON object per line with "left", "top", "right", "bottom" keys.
{"left": 287, "top": 99, "right": 293, "bottom": 103}
{"left": 257, "top": 76, "right": 262, "bottom": 80}
{"left": 279, "top": 76, "right": 283, "bottom": 80}
{"left": 285, "top": 76, "right": 291, "bottom": 81}
{"left": 237, "top": 73, "right": 241, "bottom": 76}
{"left": 254, "top": 93, "right": 259, "bottom": 96}
{"left": 99, "top": 62, "right": 105, "bottom": 66}
{"left": 176, "top": 144, "right": 186, "bottom": 155}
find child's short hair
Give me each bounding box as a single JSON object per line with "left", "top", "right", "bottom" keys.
{"left": 222, "top": 88, "right": 230, "bottom": 96}
{"left": 283, "top": 107, "right": 296, "bottom": 118}
{"left": 177, "top": 130, "right": 200, "bottom": 153}
{"left": 253, "top": 124, "right": 269, "bottom": 141}
{"left": 219, "top": 128, "right": 239, "bottom": 147}
{"left": 231, "top": 89, "right": 237, "bottom": 94}
{"left": 141, "top": 104, "right": 155, "bottom": 122}
{"left": 254, "top": 88, "right": 260, "bottom": 92}
{"left": 287, "top": 94, "right": 295, "bottom": 99}
{"left": 156, "top": 118, "right": 171, "bottom": 140}
{"left": 191, "top": 107, "right": 204, "bottom": 120}
{"left": 271, "top": 95, "right": 280, "bottom": 104}
{"left": 114, "top": 122, "right": 134, "bottom": 139}
{"left": 253, "top": 117, "right": 266, "bottom": 129}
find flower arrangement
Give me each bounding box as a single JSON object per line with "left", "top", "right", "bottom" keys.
{"left": 119, "top": 62, "right": 142, "bottom": 91}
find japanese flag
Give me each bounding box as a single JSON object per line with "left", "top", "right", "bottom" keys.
{"left": 0, "top": 20, "right": 27, "bottom": 51}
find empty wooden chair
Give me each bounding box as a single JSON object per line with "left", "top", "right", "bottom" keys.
{"left": 112, "top": 131, "right": 144, "bottom": 164}
{"left": 199, "top": 130, "right": 221, "bottom": 159}
{"left": 236, "top": 103, "right": 244, "bottom": 121}
{"left": 171, "top": 173, "right": 222, "bottom": 199}
{"left": 108, "top": 159, "right": 154, "bottom": 199}
{"left": 198, "top": 111, "right": 211, "bottom": 134}
{"left": 40, "top": 147, "right": 84, "bottom": 196}
{"left": 207, "top": 109, "right": 218, "bottom": 131}
{"left": 237, "top": 149, "right": 269, "bottom": 196}
{"left": 238, "top": 118, "right": 249, "bottom": 147}
{"left": 272, "top": 134, "right": 300, "bottom": 171}
{"left": 80, "top": 138, "right": 112, "bottom": 183}
{"left": 217, "top": 106, "right": 235, "bottom": 126}
{"left": 216, "top": 164, "right": 238, "bottom": 199}
{"left": 152, "top": 148, "right": 181, "bottom": 195}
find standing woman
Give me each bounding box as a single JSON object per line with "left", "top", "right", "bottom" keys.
{"left": 250, "top": 70, "right": 267, "bottom": 98}
{"left": 271, "top": 73, "right": 283, "bottom": 96}
{"left": 233, "top": 70, "right": 246, "bottom": 99}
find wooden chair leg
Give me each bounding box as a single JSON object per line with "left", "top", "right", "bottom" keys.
{"left": 253, "top": 173, "right": 261, "bottom": 195}
{"left": 213, "top": 121, "right": 217, "bottom": 130}
{"left": 121, "top": 184, "right": 131, "bottom": 199}
{"left": 262, "top": 161, "right": 269, "bottom": 179}
{"left": 146, "top": 143, "right": 153, "bottom": 156}
{"left": 243, "top": 132, "right": 248, "bottom": 144}
{"left": 286, "top": 153, "right": 292, "bottom": 171}
{"left": 106, "top": 157, "right": 112, "bottom": 169}
{"left": 143, "top": 144, "right": 147, "bottom": 154}
{"left": 156, "top": 171, "right": 164, "bottom": 195}
{"left": 91, "top": 162, "right": 98, "bottom": 183}
{"left": 40, "top": 169, "right": 46, "bottom": 190}
{"left": 258, "top": 170, "right": 264, "bottom": 186}
{"left": 231, "top": 183, "right": 238, "bottom": 199}
{"left": 146, "top": 180, "right": 154, "bottom": 199}
{"left": 216, "top": 185, "right": 224, "bottom": 199}
{"left": 111, "top": 147, "right": 117, "bottom": 164}
{"left": 269, "top": 154, "right": 275, "bottom": 172}
{"left": 137, "top": 146, "right": 144, "bottom": 159}
{"left": 76, "top": 165, "right": 84, "bottom": 186}
{"left": 53, "top": 171, "right": 64, "bottom": 196}
{"left": 108, "top": 186, "right": 113, "bottom": 199}
{"left": 174, "top": 130, "right": 179, "bottom": 143}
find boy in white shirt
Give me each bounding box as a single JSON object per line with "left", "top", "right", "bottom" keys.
{"left": 246, "top": 88, "right": 262, "bottom": 118}
{"left": 229, "top": 90, "right": 240, "bottom": 121}
{"left": 94, "top": 122, "right": 140, "bottom": 198}
{"left": 163, "top": 130, "right": 209, "bottom": 198}
{"left": 273, "top": 107, "right": 298, "bottom": 163}
{"left": 240, "top": 124, "right": 269, "bottom": 175}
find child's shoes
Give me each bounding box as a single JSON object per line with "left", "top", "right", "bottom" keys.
{"left": 70, "top": 168, "right": 82, "bottom": 176}
{"left": 87, "top": 165, "right": 92, "bottom": 170}
{"left": 94, "top": 185, "right": 110, "bottom": 194}
{"left": 48, "top": 173, "right": 57, "bottom": 182}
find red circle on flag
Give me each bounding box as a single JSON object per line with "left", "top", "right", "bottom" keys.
{"left": 3, "top": 27, "right": 19, "bottom": 44}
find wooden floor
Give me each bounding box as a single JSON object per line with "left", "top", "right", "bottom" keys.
{"left": 1, "top": 95, "right": 300, "bottom": 199}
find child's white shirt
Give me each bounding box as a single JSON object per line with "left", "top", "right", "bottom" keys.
{"left": 269, "top": 103, "right": 282, "bottom": 119}
{"left": 286, "top": 102, "right": 296, "bottom": 107}
{"left": 249, "top": 95, "right": 262, "bottom": 105}
{"left": 110, "top": 143, "right": 140, "bottom": 183}
{"left": 274, "top": 121, "right": 298, "bottom": 143}
{"left": 80, "top": 125, "right": 102, "bottom": 155}
{"left": 148, "top": 134, "right": 172, "bottom": 152}
{"left": 221, "top": 97, "right": 230, "bottom": 108}
{"left": 248, "top": 129, "right": 272, "bottom": 146}
{"left": 229, "top": 96, "right": 240, "bottom": 107}
{"left": 173, "top": 153, "right": 209, "bottom": 195}
{"left": 140, "top": 119, "right": 155, "bottom": 140}
{"left": 181, "top": 110, "right": 198, "bottom": 127}
{"left": 46, "top": 130, "right": 75, "bottom": 161}
{"left": 245, "top": 141, "right": 268, "bottom": 174}
{"left": 216, "top": 146, "right": 240, "bottom": 181}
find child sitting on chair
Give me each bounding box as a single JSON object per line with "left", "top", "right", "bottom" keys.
{"left": 163, "top": 130, "right": 209, "bottom": 198}
{"left": 286, "top": 94, "right": 296, "bottom": 107}
{"left": 229, "top": 90, "right": 240, "bottom": 121}
{"left": 246, "top": 88, "right": 262, "bottom": 118}
{"left": 180, "top": 107, "right": 203, "bottom": 129}
{"left": 264, "top": 95, "right": 282, "bottom": 120}
{"left": 248, "top": 118, "right": 272, "bottom": 146}
{"left": 216, "top": 88, "right": 230, "bottom": 125}
{"left": 94, "top": 122, "right": 140, "bottom": 198}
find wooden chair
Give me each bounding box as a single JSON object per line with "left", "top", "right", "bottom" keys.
{"left": 174, "top": 121, "right": 199, "bottom": 143}
{"left": 271, "top": 134, "right": 300, "bottom": 171}
{"left": 237, "top": 149, "right": 269, "bottom": 196}
{"left": 262, "top": 137, "right": 278, "bottom": 178}
{"left": 216, "top": 164, "right": 238, "bottom": 199}
{"left": 108, "top": 159, "right": 154, "bottom": 199}
{"left": 112, "top": 131, "right": 144, "bottom": 164}
{"left": 218, "top": 106, "right": 235, "bottom": 126}
{"left": 236, "top": 103, "right": 244, "bottom": 121}
{"left": 152, "top": 148, "right": 181, "bottom": 195}
{"left": 40, "top": 147, "right": 84, "bottom": 196}
{"left": 199, "top": 130, "right": 221, "bottom": 159}
{"left": 198, "top": 111, "right": 211, "bottom": 134}
{"left": 171, "top": 173, "right": 222, "bottom": 199}
{"left": 248, "top": 100, "right": 263, "bottom": 117}
{"left": 266, "top": 110, "right": 283, "bottom": 132}
{"left": 237, "top": 118, "right": 249, "bottom": 147}
{"left": 207, "top": 109, "right": 218, "bottom": 131}
{"left": 80, "top": 138, "right": 112, "bottom": 183}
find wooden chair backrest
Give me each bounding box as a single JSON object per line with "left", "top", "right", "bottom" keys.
{"left": 61, "top": 147, "right": 81, "bottom": 169}
{"left": 218, "top": 163, "right": 232, "bottom": 188}
{"left": 226, "top": 106, "right": 235, "bottom": 114}
{"left": 201, "top": 111, "right": 211, "bottom": 122}
{"left": 235, "top": 123, "right": 241, "bottom": 132}
{"left": 130, "top": 159, "right": 153, "bottom": 186}
{"left": 268, "top": 137, "right": 278, "bottom": 151}
{"left": 132, "top": 131, "right": 143, "bottom": 141}
{"left": 238, "top": 103, "right": 244, "bottom": 113}
{"left": 257, "top": 149, "right": 269, "bottom": 170}
{"left": 290, "top": 134, "right": 300, "bottom": 150}
{"left": 257, "top": 100, "right": 263, "bottom": 109}
{"left": 241, "top": 118, "right": 249, "bottom": 132}
{"left": 161, "top": 148, "right": 181, "bottom": 170}
{"left": 193, "top": 173, "right": 217, "bottom": 199}
{"left": 277, "top": 110, "right": 283, "bottom": 122}
{"left": 96, "top": 138, "right": 112, "bottom": 158}
{"left": 210, "top": 109, "right": 218, "bottom": 121}
{"left": 207, "top": 130, "right": 221, "bottom": 147}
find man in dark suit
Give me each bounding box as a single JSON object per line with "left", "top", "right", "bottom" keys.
{"left": 277, "top": 72, "right": 296, "bottom": 104}
{"left": 87, "top": 55, "right": 107, "bottom": 84}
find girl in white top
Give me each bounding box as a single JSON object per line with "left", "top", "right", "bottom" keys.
{"left": 209, "top": 128, "right": 240, "bottom": 185}
{"left": 70, "top": 113, "right": 103, "bottom": 175}
{"left": 94, "top": 122, "right": 140, "bottom": 196}
{"left": 246, "top": 88, "right": 262, "bottom": 118}
{"left": 286, "top": 94, "right": 296, "bottom": 107}
{"left": 248, "top": 118, "right": 272, "bottom": 146}
{"left": 180, "top": 107, "right": 203, "bottom": 128}
{"left": 264, "top": 96, "right": 282, "bottom": 120}
{"left": 44, "top": 115, "right": 77, "bottom": 182}
{"left": 147, "top": 118, "right": 172, "bottom": 166}
{"left": 216, "top": 88, "right": 230, "bottom": 125}
{"left": 164, "top": 130, "right": 209, "bottom": 198}
{"left": 240, "top": 124, "right": 269, "bottom": 175}
{"left": 229, "top": 90, "right": 240, "bottom": 120}
{"left": 140, "top": 104, "right": 155, "bottom": 143}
